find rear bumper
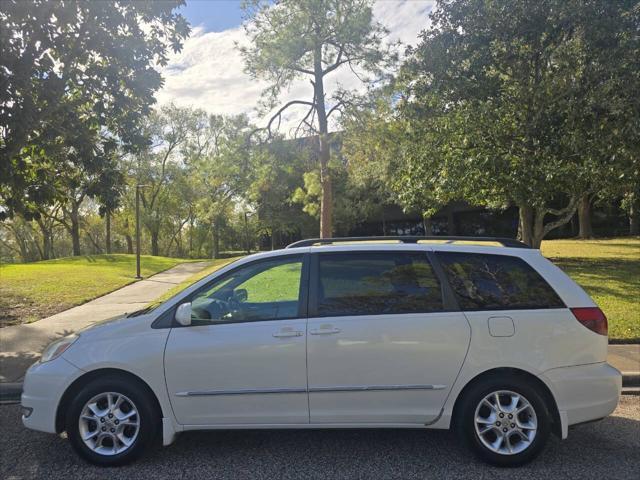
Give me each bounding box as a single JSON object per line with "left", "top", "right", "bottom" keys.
{"left": 543, "top": 362, "right": 621, "bottom": 438}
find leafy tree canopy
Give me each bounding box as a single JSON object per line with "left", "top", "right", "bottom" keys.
{"left": 0, "top": 0, "right": 190, "bottom": 219}
{"left": 393, "top": 0, "right": 639, "bottom": 246}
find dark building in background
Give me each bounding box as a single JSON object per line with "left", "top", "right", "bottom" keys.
{"left": 348, "top": 201, "right": 629, "bottom": 240}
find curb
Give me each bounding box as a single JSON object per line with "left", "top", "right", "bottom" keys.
{"left": 623, "top": 373, "right": 639, "bottom": 388}
{"left": 0, "top": 383, "right": 22, "bottom": 404}
{"left": 1, "top": 372, "right": 639, "bottom": 405}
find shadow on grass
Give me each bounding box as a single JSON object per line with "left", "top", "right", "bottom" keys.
{"left": 550, "top": 257, "right": 640, "bottom": 285}
{"left": 83, "top": 254, "right": 127, "bottom": 264}
{"left": 550, "top": 240, "right": 640, "bottom": 250}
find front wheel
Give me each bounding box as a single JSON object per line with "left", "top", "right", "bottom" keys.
{"left": 65, "top": 375, "right": 159, "bottom": 466}
{"left": 456, "top": 376, "right": 551, "bottom": 467}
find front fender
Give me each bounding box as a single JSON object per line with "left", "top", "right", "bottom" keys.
{"left": 61, "top": 329, "right": 177, "bottom": 432}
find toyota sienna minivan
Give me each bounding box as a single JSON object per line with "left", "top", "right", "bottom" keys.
{"left": 21, "top": 236, "right": 621, "bottom": 467}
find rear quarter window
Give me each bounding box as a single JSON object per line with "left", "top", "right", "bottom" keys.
{"left": 436, "top": 252, "right": 564, "bottom": 311}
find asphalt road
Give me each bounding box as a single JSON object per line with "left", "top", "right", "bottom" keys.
{"left": 1, "top": 397, "right": 638, "bottom": 480}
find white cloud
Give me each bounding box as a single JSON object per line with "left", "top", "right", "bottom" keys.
{"left": 155, "top": 1, "right": 435, "bottom": 133}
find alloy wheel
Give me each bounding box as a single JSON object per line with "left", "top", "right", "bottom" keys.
{"left": 78, "top": 392, "right": 140, "bottom": 456}
{"left": 473, "top": 389, "right": 538, "bottom": 455}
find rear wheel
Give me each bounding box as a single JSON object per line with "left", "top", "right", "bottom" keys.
{"left": 66, "top": 375, "right": 158, "bottom": 466}
{"left": 456, "top": 376, "right": 551, "bottom": 467}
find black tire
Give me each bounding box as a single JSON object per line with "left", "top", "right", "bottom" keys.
{"left": 455, "top": 375, "right": 551, "bottom": 467}
{"left": 65, "top": 374, "right": 159, "bottom": 466}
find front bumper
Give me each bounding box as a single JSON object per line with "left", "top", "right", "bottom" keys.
{"left": 543, "top": 362, "right": 622, "bottom": 438}
{"left": 21, "top": 357, "right": 82, "bottom": 434}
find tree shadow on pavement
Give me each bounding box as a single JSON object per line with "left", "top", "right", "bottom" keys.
{"left": 0, "top": 329, "right": 75, "bottom": 382}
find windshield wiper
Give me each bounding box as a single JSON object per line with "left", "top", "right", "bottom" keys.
{"left": 126, "top": 305, "right": 156, "bottom": 317}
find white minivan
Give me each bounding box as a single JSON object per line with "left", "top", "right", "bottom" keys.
{"left": 21, "top": 237, "right": 621, "bottom": 467}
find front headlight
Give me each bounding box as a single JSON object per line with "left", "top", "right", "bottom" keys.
{"left": 40, "top": 334, "right": 79, "bottom": 363}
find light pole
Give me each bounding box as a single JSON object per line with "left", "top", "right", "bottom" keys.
{"left": 243, "top": 210, "right": 255, "bottom": 254}
{"left": 135, "top": 184, "right": 149, "bottom": 279}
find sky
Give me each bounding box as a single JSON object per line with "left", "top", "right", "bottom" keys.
{"left": 156, "top": 0, "right": 436, "bottom": 133}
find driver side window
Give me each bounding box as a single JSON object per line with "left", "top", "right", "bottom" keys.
{"left": 189, "top": 256, "right": 304, "bottom": 324}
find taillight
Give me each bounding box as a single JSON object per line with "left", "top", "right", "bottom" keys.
{"left": 571, "top": 307, "right": 608, "bottom": 336}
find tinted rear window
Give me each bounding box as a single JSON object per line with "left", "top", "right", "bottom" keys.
{"left": 316, "top": 252, "right": 443, "bottom": 317}
{"left": 436, "top": 252, "right": 564, "bottom": 311}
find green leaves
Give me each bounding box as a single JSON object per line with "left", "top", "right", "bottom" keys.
{"left": 343, "top": 0, "right": 638, "bottom": 244}
{"left": 394, "top": 0, "right": 638, "bottom": 240}
{"left": 1, "top": 0, "right": 190, "bottom": 219}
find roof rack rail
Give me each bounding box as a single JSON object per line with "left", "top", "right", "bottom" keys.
{"left": 286, "top": 236, "right": 531, "bottom": 249}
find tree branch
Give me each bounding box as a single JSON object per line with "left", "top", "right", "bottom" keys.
{"left": 291, "top": 65, "right": 315, "bottom": 75}
{"left": 149, "top": 138, "right": 179, "bottom": 209}
{"left": 294, "top": 104, "right": 317, "bottom": 138}
{"left": 543, "top": 197, "right": 579, "bottom": 236}
{"left": 322, "top": 44, "right": 346, "bottom": 75}
{"left": 326, "top": 100, "right": 345, "bottom": 119}
{"left": 85, "top": 230, "right": 103, "bottom": 254}
{"left": 255, "top": 100, "right": 315, "bottom": 139}
{"left": 166, "top": 217, "right": 190, "bottom": 256}
{"left": 347, "top": 60, "right": 367, "bottom": 83}
{"left": 547, "top": 199, "right": 578, "bottom": 217}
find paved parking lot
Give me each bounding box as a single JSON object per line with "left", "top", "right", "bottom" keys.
{"left": 1, "top": 396, "right": 638, "bottom": 480}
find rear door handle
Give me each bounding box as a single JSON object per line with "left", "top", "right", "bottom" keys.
{"left": 309, "top": 326, "right": 341, "bottom": 335}
{"left": 273, "top": 330, "right": 303, "bottom": 338}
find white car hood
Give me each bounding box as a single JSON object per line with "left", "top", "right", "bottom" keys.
{"left": 76, "top": 311, "right": 156, "bottom": 341}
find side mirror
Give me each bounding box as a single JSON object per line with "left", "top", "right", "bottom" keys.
{"left": 175, "top": 302, "right": 192, "bottom": 326}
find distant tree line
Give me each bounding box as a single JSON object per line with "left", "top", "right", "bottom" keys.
{"left": 1, "top": 0, "right": 637, "bottom": 262}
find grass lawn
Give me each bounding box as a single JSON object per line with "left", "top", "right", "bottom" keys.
{"left": 149, "top": 258, "right": 306, "bottom": 308}
{"left": 0, "top": 254, "right": 200, "bottom": 327}
{"left": 541, "top": 237, "right": 640, "bottom": 343}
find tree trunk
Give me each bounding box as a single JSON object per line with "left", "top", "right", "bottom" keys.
{"left": 16, "top": 234, "right": 28, "bottom": 261}
{"left": 49, "top": 233, "right": 56, "bottom": 259}
{"left": 314, "top": 47, "right": 333, "bottom": 238}
{"left": 70, "top": 202, "right": 81, "bottom": 256}
{"left": 33, "top": 232, "right": 45, "bottom": 260}
{"left": 518, "top": 205, "right": 534, "bottom": 246}
{"left": 211, "top": 221, "right": 219, "bottom": 259}
{"left": 570, "top": 212, "right": 578, "bottom": 237}
{"left": 125, "top": 234, "right": 133, "bottom": 254}
{"left": 151, "top": 230, "right": 159, "bottom": 256}
{"left": 524, "top": 199, "right": 578, "bottom": 249}
{"left": 630, "top": 194, "right": 639, "bottom": 236}
{"left": 123, "top": 218, "right": 133, "bottom": 254}
{"left": 422, "top": 215, "right": 433, "bottom": 235}
{"left": 446, "top": 206, "right": 456, "bottom": 235}
{"left": 318, "top": 138, "right": 332, "bottom": 238}
{"left": 577, "top": 194, "right": 594, "bottom": 239}
{"left": 531, "top": 209, "right": 545, "bottom": 249}
{"left": 244, "top": 213, "right": 251, "bottom": 254}
{"left": 189, "top": 217, "right": 194, "bottom": 255}
{"left": 105, "top": 210, "right": 112, "bottom": 254}
{"left": 35, "top": 217, "right": 51, "bottom": 260}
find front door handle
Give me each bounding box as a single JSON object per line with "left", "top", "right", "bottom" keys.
{"left": 309, "top": 326, "right": 341, "bottom": 335}
{"left": 273, "top": 330, "right": 303, "bottom": 338}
